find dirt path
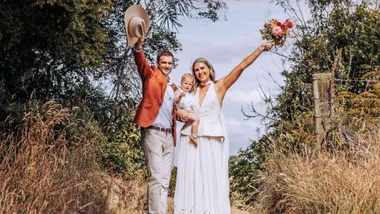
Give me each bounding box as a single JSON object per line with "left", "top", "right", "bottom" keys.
{"left": 231, "top": 206, "right": 251, "bottom": 214}
{"left": 167, "top": 197, "right": 251, "bottom": 213}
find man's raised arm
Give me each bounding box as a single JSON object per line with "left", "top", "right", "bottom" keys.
{"left": 133, "top": 37, "right": 151, "bottom": 80}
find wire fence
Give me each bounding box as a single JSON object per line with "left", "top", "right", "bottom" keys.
{"left": 312, "top": 73, "right": 380, "bottom": 148}
{"left": 335, "top": 79, "right": 380, "bottom": 83}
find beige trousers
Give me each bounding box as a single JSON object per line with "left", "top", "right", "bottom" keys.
{"left": 141, "top": 128, "right": 174, "bottom": 214}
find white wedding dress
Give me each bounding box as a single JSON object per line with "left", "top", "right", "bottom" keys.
{"left": 174, "top": 82, "right": 230, "bottom": 214}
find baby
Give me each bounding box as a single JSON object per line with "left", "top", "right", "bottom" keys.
{"left": 175, "top": 73, "right": 200, "bottom": 146}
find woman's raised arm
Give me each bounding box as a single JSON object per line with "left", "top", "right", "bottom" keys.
{"left": 216, "top": 42, "right": 274, "bottom": 99}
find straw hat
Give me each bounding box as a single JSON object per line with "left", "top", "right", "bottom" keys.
{"left": 124, "top": 5, "right": 150, "bottom": 46}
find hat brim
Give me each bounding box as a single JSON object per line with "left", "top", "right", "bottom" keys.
{"left": 124, "top": 5, "right": 150, "bottom": 46}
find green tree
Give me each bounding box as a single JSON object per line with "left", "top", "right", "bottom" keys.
{"left": 0, "top": 0, "right": 228, "bottom": 118}
{"left": 0, "top": 0, "right": 112, "bottom": 98}
{"left": 265, "top": 0, "right": 380, "bottom": 130}
{"left": 243, "top": 0, "right": 380, "bottom": 150}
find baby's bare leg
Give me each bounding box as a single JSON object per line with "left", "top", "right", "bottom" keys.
{"left": 186, "top": 112, "right": 199, "bottom": 135}
{"left": 186, "top": 111, "right": 200, "bottom": 146}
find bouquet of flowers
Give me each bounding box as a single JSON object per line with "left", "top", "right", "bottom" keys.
{"left": 260, "top": 19, "right": 294, "bottom": 46}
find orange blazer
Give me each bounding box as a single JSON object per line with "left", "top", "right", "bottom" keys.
{"left": 133, "top": 50, "right": 177, "bottom": 146}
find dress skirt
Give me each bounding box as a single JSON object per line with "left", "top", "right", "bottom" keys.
{"left": 174, "top": 135, "right": 230, "bottom": 214}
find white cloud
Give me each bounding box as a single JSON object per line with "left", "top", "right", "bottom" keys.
{"left": 225, "top": 89, "right": 266, "bottom": 105}
{"left": 224, "top": 117, "right": 260, "bottom": 136}
{"left": 223, "top": 116, "right": 262, "bottom": 155}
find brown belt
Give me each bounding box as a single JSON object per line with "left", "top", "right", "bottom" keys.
{"left": 146, "top": 125, "right": 172, "bottom": 134}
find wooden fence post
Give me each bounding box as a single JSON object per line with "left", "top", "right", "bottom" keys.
{"left": 330, "top": 48, "right": 342, "bottom": 116}
{"left": 313, "top": 73, "right": 332, "bottom": 151}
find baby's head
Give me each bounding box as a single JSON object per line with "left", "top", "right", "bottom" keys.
{"left": 180, "top": 73, "right": 194, "bottom": 92}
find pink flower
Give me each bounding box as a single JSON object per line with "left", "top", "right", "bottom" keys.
{"left": 272, "top": 26, "right": 282, "bottom": 37}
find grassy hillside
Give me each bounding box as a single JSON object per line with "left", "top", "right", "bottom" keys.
{"left": 0, "top": 102, "right": 148, "bottom": 213}
{"left": 250, "top": 119, "right": 380, "bottom": 214}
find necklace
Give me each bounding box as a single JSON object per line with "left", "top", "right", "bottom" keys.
{"left": 200, "top": 80, "right": 212, "bottom": 86}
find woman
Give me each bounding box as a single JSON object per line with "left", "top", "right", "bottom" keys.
{"left": 174, "top": 41, "right": 274, "bottom": 214}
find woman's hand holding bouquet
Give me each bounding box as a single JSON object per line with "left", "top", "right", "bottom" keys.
{"left": 260, "top": 19, "right": 295, "bottom": 48}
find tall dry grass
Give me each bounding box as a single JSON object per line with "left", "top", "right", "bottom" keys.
{"left": 251, "top": 121, "right": 380, "bottom": 214}
{"left": 0, "top": 101, "right": 148, "bottom": 213}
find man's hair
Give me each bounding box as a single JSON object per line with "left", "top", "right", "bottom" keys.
{"left": 156, "top": 50, "right": 174, "bottom": 63}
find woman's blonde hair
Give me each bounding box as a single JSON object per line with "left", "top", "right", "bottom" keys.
{"left": 191, "top": 58, "right": 217, "bottom": 90}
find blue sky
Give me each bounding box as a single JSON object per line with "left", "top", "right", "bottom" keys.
{"left": 171, "top": 0, "right": 308, "bottom": 159}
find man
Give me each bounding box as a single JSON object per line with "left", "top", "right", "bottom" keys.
{"left": 133, "top": 36, "right": 177, "bottom": 214}
{"left": 125, "top": 5, "right": 186, "bottom": 213}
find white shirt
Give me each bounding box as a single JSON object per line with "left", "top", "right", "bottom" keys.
{"left": 151, "top": 81, "right": 175, "bottom": 128}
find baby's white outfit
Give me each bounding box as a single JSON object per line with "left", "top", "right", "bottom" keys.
{"left": 175, "top": 87, "right": 193, "bottom": 111}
